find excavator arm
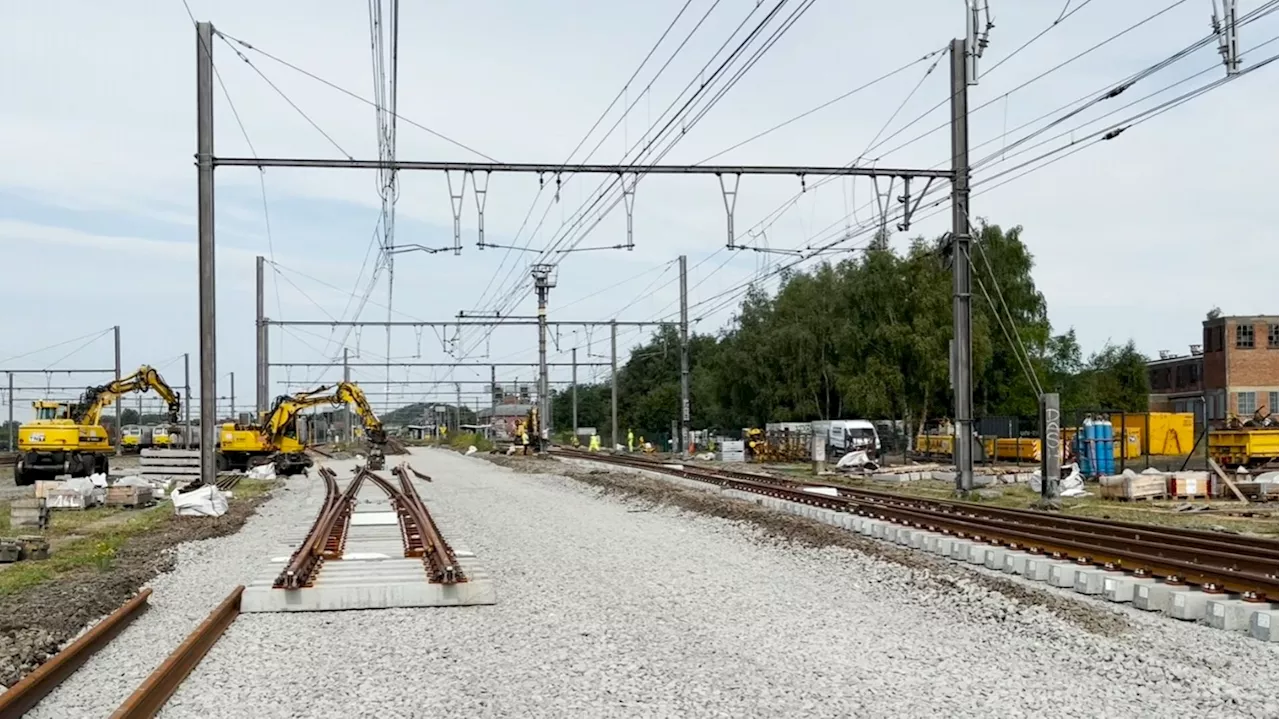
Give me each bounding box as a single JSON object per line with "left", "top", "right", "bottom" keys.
{"left": 74, "top": 365, "right": 182, "bottom": 426}
{"left": 260, "top": 382, "right": 388, "bottom": 468}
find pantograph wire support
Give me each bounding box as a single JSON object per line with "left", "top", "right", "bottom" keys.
{"left": 1212, "top": 0, "right": 1241, "bottom": 75}
{"left": 445, "top": 170, "right": 468, "bottom": 255}
{"left": 965, "top": 0, "right": 993, "bottom": 85}
{"left": 718, "top": 173, "right": 741, "bottom": 250}
{"left": 620, "top": 172, "right": 637, "bottom": 251}
{"left": 897, "top": 176, "right": 935, "bottom": 232}
{"left": 473, "top": 170, "right": 490, "bottom": 248}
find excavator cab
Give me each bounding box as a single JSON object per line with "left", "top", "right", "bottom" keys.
{"left": 31, "top": 401, "right": 69, "bottom": 422}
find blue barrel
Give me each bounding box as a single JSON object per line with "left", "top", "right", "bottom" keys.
{"left": 1099, "top": 419, "right": 1114, "bottom": 475}
{"left": 1079, "top": 418, "right": 1095, "bottom": 477}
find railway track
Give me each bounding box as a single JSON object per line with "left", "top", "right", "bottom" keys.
{"left": 0, "top": 460, "right": 452, "bottom": 717}
{"left": 553, "top": 449, "right": 1280, "bottom": 602}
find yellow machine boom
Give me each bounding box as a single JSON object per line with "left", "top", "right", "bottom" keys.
{"left": 16, "top": 365, "right": 182, "bottom": 485}
{"left": 218, "top": 381, "right": 387, "bottom": 475}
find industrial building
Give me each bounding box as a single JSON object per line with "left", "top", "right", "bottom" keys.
{"left": 1148, "top": 314, "right": 1279, "bottom": 425}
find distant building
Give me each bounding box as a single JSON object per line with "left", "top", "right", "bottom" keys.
{"left": 475, "top": 403, "right": 534, "bottom": 440}
{"left": 1148, "top": 314, "right": 1279, "bottom": 425}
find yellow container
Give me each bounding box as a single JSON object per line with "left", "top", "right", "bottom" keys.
{"left": 1210, "top": 428, "right": 1280, "bottom": 467}
{"left": 1109, "top": 412, "right": 1195, "bottom": 456}
{"left": 993, "top": 437, "right": 1042, "bottom": 461}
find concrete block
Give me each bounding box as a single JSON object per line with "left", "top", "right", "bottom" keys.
{"left": 870, "top": 522, "right": 890, "bottom": 540}
{"left": 1102, "top": 576, "right": 1155, "bottom": 603}
{"left": 932, "top": 470, "right": 957, "bottom": 482}
{"left": 910, "top": 531, "right": 930, "bottom": 550}
{"left": 933, "top": 537, "right": 957, "bottom": 557}
{"left": 1024, "top": 557, "right": 1061, "bottom": 582}
{"left": 950, "top": 539, "right": 978, "bottom": 562}
{"left": 1048, "top": 563, "right": 1080, "bottom": 588}
{"left": 1166, "top": 590, "right": 1211, "bottom": 621}
{"left": 965, "top": 543, "right": 988, "bottom": 565}
{"left": 971, "top": 474, "right": 996, "bottom": 487}
{"left": 1073, "top": 568, "right": 1113, "bottom": 595}
{"left": 1134, "top": 583, "right": 1192, "bottom": 613}
{"left": 1249, "top": 609, "right": 1278, "bottom": 642}
{"left": 1002, "top": 551, "right": 1031, "bottom": 575}
{"left": 859, "top": 519, "right": 878, "bottom": 537}
{"left": 983, "top": 547, "right": 1007, "bottom": 570}
{"left": 1205, "top": 598, "right": 1258, "bottom": 632}
{"left": 923, "top": 535, "right": 943, "bottom": 553}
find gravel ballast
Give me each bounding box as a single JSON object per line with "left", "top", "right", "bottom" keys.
{"left": 156, "top": 448, "right": 1278, "bottom": 719}
{"left": 24, "top": 474, "right": 320, "bottom": 719}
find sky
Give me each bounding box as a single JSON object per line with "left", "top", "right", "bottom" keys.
{"left": 1, "top": 0, "right": 1277, "bottom": 421}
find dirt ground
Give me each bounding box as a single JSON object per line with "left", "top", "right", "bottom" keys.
{"left": 0, "top": 482, "right": 277, "bottom": 688}
{"left": 480, "top": 453, "right": 1131, "bottom": 638}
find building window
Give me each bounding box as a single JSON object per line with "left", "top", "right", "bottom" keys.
{"left": 1237, "top": 323, "right": 1255, "bottom": 349}
{"left": 1269, "top": 323, "right": 1278, "bottom": 349}
{"left": 1270, "top": 392, "right": 1279, "bottom": 416}
{"left": 1237, "top": 391, "right": 1257, "bottom": 416}
{"left": 1190, "top": 363, "right": 1200, "bottom": 383}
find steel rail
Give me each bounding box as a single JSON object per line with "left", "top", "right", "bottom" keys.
{"left": 556, "top": 450, "right": 1279, "bottom": 601}
{"left": 111, "top": 586, "right": 243, "bottom": 719}
{"left": 360, "top": 466, "right": 463, "bottom": 584}
{"left": 571, "top": 450, "right": 1278, "bottom": 557}
{"left": 0, "top": 589, "right": 153, "bottom": 717}
{"left": 274, "top": 467, "right": 362, "bottom": 589}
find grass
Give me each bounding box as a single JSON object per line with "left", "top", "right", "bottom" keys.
{"left": 0, "top": 477, "right": 278, "bottom": 596}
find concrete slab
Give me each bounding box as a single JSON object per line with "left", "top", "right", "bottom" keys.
{"left": 1102, "top": 576, "right": 1155, "bottom": 603}
{"left": 895, "top": 528, "right": 917, "bottom": 546}
{"left": 1134, "top": 583, "right": 1192, "bottom": 613}
{"left": 949, "top": 540, "right": 977, "bottom": 561}
{"left": 240, "top": 470, "right": 496, "bottom": 613}
{"left": 965, "top": 543, "right": 987, "bottom": 565}
{"left": 859, "top": 519, "right": 879, "bottom": 537}
{"left": 909, "top": 531, "right": 930, "bottom": 550}
{"left": 1205, "top": 598, "right": 1258, "bottom": 632}
{"left": 933, "top": 537, "right": 957, "bottom": 557}
{"left": 1024, "top": 557, "right": 1063, "bottom": 582}
{"left": 1166, "top": 589, "right": 1211, "bottom": 622}
{"left": 1249, "top": 609, "right": 1279, "bottom": 642}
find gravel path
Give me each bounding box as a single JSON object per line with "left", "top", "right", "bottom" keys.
{"left": 157, "top": 448, "right": 1277, "bottom": 719}
{"left": 25, "top": 473, "right": 322, "bottom": 719}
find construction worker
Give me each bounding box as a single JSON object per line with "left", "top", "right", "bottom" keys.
{"left": 589, "top": 433, "right": 601, "bottom": 452}
{"left": 521, "top": 426, "right": 530, "bottom": 455}
{"left": 627, "top": 428, "right": 635, "bottom": 453}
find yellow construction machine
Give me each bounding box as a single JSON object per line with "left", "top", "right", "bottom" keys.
{"left": 16, "top": 366, "right": 181, "bottom": 485}
{"left": 218, "top": 381, "right": 386, "bottom": 475}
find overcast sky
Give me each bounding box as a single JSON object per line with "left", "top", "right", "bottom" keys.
{"left": 1, "top": 0, "right": 1276, "bottom": 420}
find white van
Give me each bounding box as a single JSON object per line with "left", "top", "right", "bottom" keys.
{"left": 827, "top": 419, "right": 880, "bottom": 459}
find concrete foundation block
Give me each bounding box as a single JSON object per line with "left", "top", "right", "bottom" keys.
{"left": 923, "top": 535, "right": 943, "bottom": 553}
{"left": 1166, "top": 590, "right": 1211, "bottom": 621}
{"left": 1073, "top": 568, "right": 1113, "bottom": 595}
{"left": 870, "top": 522, "right": 890, "bottom": 540}
{"left": 910, "top": 531, "right": 930, "bottom": 550}
{"left": 1024, "top": 557, "right": 1061, "bottom": 582}
{"left": 950, "top": 539, "right": 977, "bottom": 561}
{"left": 1206, "top": 598, "right": 1258, "bottom": 632}
{"left": 1002, "top": 552, "right": 1031, "bottom": 575}
{"left": 933, "top": 537, "right": 957, "bottom": 557}
{"left": 983, "top": 547, "right": 1007, "bottom": 570}
{"left": 1102, "top": 576, "right": 1155, "bottom": 603}
{"left": 1048, "top": 563, "right": 1080, "bottom": 588}
{"left": 859, "top": 519, "right": 878, "bottom": 536}
{"left": 932, "top": 471, "right": 957, "bottom": 482}
{"left": 1134, "top": 583, "right": 1193, "bottom": 613}
{"left": 971, "top": 474, "right": 996, "bottom": 487}
{"left": 965, "top": 543, "right": 988, "bottom": 564}
{"left": 1249, "top": 609, "right": 1279, "bottom": 642}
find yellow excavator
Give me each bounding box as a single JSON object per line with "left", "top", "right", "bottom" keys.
{"left": 16, "top": 365, "right": 181, "bottom": 485}
{"left": 218, "top": 381, "right": 386, "bottom": 475}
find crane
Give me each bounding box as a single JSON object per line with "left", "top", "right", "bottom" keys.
{"left": 218, "top": 381, "right": 388, "bottom": 475}
{"left": 16, "top": 365, "right": 182, "bottom": 485}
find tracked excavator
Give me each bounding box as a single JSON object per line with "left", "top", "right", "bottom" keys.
{"left": 16, "top": 365, "right": 182, "bottom": 485}
{"left": 218, "top": 381, "right": 387, "bottom": 475}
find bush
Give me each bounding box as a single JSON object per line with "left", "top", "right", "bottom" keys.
{"left": 447, "top": 432, "right": 493, "bottom": 453}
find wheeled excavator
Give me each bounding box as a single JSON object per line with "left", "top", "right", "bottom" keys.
{"left": 16, "top": 365, "right": 181, "bottom": 485}
{"left": 218, "top": 381, "right": 387, "bottom": 476}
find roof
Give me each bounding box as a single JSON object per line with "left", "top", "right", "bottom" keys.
{"left": 476, "top": 404, "right": 533, "bottom": 418}
{"left": 1203, "top": 314, "right": 1279, "bottom": 326}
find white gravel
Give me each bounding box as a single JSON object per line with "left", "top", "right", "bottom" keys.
{"left": 151, "top": 448, "right": 1279, "bottom": 719}
{"left": 26, "top": 473, "right": 324, "bottom": 719}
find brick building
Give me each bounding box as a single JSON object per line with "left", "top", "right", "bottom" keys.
{"left": 1202, "top": 314, "right": 1279, "bottom": 421}
{"left": 1148, "top": 314, "right": 1279, "bottom": 425}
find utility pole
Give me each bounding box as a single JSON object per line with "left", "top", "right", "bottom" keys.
{"left": 455, "top": 383, "right": 462, "bottom": 434}
{"left": 196, "top": 21, "right": 218, "bottom": 486}
{"left": 229, "top": 371, "right": 235, "bottom": 423}
{"left": 183, "top": 352, "right": 192, "bottom": 449}
{"left": 343, "top": 347, "right": 352, "bottom": 442}
{"left": 256, "top": 255, "right": 267, "bottom": 415}
{"left": 6, "top": 373, "right": 12, "bottom": 452}
{"left": 489, "top": 364, "right": 497, "bottom": 428}
{"left": 571, "top": 347, "right": 579, "bottom": 438}
{"left": 113, "top": 325, "right": 121, "bottom": 456}
{"left": 678, "top": 254, "right": 690, "bottom": 456}
{"left": 949, "top": 37, "right": 973, "bottom": 493}
{"left": 610, "top": 320, "right": 618, "bottom": 451}
{"left": 531, "top": 264, "right": 556, "bottom": 447}
{"left": 1038, "top": 393, "right": 1061, "bottom": 507}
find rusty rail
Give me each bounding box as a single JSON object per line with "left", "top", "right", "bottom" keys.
{"left": 555, "top": 449, "right": 1280, "bottom": 601}
{"left": 360, "top": 466, "right": 463, "bottom": 584}
{"left": 0, "top": 589, "right": 152, "bottom": 717}
{"left": 111, "top": 586, "right": 243, "bottom": 719}
{"left": 273, "top": 466, "right": 362, "bottom": 589}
